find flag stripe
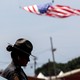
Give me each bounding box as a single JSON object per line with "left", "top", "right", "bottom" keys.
{"left": 23, "top": 3, "right": 80, "bottom": 18}
{"left": 54, "top": 5, "right": 80, "bottom": 15}
{"left": 48, "top": 6, "right": 72, "bottom": 18}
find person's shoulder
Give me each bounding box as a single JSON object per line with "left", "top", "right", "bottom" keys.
{"left": 1, "top": 65, "right": 19, "bottom": 80}
{"left": 1, "top": 62, "right": 16, "bottom": 77}
{"left": 4, "top": 62, "right": 16, "bottom": 73}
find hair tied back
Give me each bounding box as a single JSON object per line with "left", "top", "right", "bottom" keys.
{"left": 6, "top": 44, "right": 13, "bottom": 52}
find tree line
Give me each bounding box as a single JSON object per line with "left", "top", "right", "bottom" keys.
{"left": 35, "top": 56, "right": 80, "bottom": 76}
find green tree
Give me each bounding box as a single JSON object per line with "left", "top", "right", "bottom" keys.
{"left": 35, "top": 56, "right": 80, "bottom": 76}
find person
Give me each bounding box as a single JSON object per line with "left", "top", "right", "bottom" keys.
{"left": 1, "top": 38, "right": 33, "bottom": 80}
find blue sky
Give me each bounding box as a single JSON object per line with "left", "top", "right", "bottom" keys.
{"left": 0, "top": 0, "right": 80, "bottom": 76}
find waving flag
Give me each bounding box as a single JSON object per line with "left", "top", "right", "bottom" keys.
{"left": 23, "top": 3, "right": 80, "bottom": 18}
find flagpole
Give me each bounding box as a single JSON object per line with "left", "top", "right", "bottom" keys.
{"left": 50, "top": 37, "right": 57, "bottom": 80}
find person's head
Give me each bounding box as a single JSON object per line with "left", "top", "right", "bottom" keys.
{"left": 6, "top": 38, "right": 33, "bottom": 66}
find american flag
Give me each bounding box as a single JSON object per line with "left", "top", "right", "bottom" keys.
{"left": 23, "top": 3, "right": 80, "bottom": 18}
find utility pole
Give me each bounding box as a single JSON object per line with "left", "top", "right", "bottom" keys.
{"left": 33, "top": 56, "right": 37, "bottom": 77}
{"left": 50, "top": 37, "right": 57, "bottom": 80}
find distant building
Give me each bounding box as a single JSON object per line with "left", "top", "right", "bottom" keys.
{"left": 59, "top": 69, "right": 80, "bottom": 80}
{"left": 37, "top": 68, "right": 80, "bottom": 80}
{"left": 28, "top": 76, "right": 45, "bottom": 80}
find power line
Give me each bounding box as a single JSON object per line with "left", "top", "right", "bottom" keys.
{"left": 34, "top": 48, "right": 51, "bottom": 55}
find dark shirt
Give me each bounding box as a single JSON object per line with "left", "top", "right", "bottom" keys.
{"left": 1, "top": 62, "right": 28, "bottom": 80}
